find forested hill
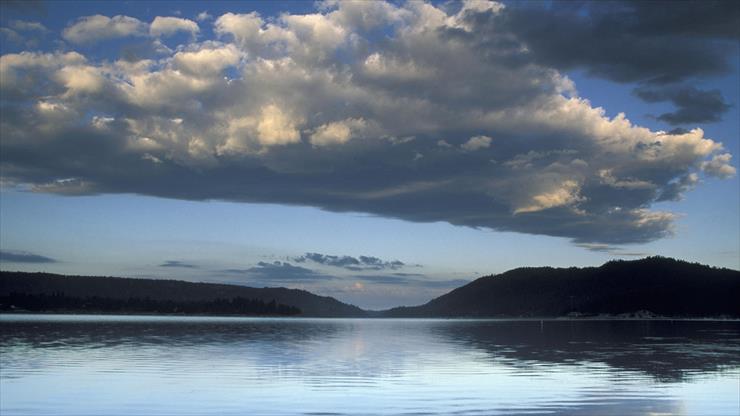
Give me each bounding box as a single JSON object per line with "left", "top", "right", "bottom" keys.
{"left": 3, "top": 257, "right": 738, "bottom": 318}
{"left": 385, "top": 257, "right": 740, "bottom": 318}
{"left": 0, "top": 272, "right": 365, "bottom": 317}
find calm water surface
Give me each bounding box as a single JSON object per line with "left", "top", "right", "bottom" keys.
{"left": 1, "top": 315, "right": 738, "bottom": 415}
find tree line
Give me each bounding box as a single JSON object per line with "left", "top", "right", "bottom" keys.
{"left": 0, "top": 292, "right": 301, "bottom": 316}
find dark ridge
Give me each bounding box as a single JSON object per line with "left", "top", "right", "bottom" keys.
{"left": 2, "top": 257, "right": 738, "bottom": 318}
{"left": 0, "top": 292, "right": 301, "bottom": 316}
{"left": 0, "top": 272, "right": 366, "bottom": 317}
{"left": 384, "top": 257, "right": 740, "bottom": 318}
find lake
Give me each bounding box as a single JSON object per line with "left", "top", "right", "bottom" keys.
{"left": 1, "top": 315, "right": 738, "bottom": 415}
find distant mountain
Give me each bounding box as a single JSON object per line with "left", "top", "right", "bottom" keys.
{"left": 385, "top": 257, "right": 740, "bottom": 318}
{"left": 3, "top": 257, "right": 738, "bottom": 318}
{"left": 0, "top": 272, "right": 365, "bottom": 317}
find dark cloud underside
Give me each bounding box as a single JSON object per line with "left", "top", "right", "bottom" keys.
{"left": 494, "top": 1, "right": 739, "bottom": 84}
{"left": 634, "top": 85, "right": 731, "bottom": 125}
{"left": 159, "top": 260, "right": 199, "bottom": 269}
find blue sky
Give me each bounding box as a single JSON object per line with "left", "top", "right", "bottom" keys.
{"left": 1, "top": 1, "right": 738, "bottom": 309}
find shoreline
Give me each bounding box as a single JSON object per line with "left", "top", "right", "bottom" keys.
{"left": 2, "top": 311, "right": 739, "bottom": 322}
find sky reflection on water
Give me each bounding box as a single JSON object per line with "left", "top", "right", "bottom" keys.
{"left": 1, "top": 315, "right": 739, "bottom": 415}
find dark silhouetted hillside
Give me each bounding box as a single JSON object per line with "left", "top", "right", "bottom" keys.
{"left": 0, "top": 272, "right": 365, "bottom": 317}
{"left": 0, "top": 292, "right": 301, "bottom": 316}
{"left": 385, "top": 257, "right": 740, "bottom": 318}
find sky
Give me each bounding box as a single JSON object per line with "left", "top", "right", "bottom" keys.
{"left": 0, "top": 0, "right": 738, "bottom": 310}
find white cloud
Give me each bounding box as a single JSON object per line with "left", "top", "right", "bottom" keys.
{"left": 362, "top": 52, "right": 436, "bottom": 81}
{"left": 214, "top": 12, "right": 265, "bottom": 50}
{"left": 0, "top": 51, "right": 86, "bottom": 96}
{"left": 218, "top": 104, "right": 304, "bottom": 152}
{"left": 701, "top": 153, "right": 736, "bottom": 178}
{"left": 322, "top": 0, "right": 406, "bottom": 28}
{"left": 514, "top": 180, "right": 583, "bottom": 214}
{"left": 214, "top": 11, "right": 346, "bottom": 64}
{"left": 281, "top": 13, "right": 347, "bottom": 59}
{"left": 150, "top": 16, "right": 199, "bottom": 38}
{"left": 310, "top": 118, "right": 366, "bottom": 146}
{"left": 56, "top": 64, "right": 106, "bottom": 96}
{"left": 10, "top": 20, "right": 48, "bottom": 33}
{"left": 256, "top": 104, "right": 302, "bottom": 146}
{"left": 460, "top": 135, "right": 492, "bottom": 151}
{"left": 172, "top": 44, "right": 241, "bottom": 76}
{"left": 63, "top": 15, "right": 147, "bottom": 44}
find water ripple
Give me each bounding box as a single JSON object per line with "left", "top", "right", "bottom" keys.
{"left": 1, "top": 315, "right": 739, "bottom": 415}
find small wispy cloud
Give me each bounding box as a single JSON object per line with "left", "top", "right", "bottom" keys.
{"left": 575, "top": 243, "right": 649, "bottom": 257}
{"left": 159, "top": 260, "right": 199, "bottom": 269}
{"left": 0, "top": 250, "right": 57, "bottom": 263}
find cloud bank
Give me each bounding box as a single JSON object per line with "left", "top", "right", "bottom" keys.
{"left": 0, "top": 1, "right": 736, "bottom": 245}
{"left": 159, "top": 260, "right": 199, "bottom": 269}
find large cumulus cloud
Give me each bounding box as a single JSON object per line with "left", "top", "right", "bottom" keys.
{"left": 0, "top": 0, "right": 736, "bottom": 245}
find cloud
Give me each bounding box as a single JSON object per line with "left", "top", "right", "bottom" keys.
{"left": 150, "top": 16, "right": 199, "bottom": 38}
{"left": 489, "top": 1, "right": 739, "bottom": 84}
{"left": 514, "top": 179, "right": 583, "bottom": 214}
{"left": 574, "top": 243, "right": 649, "bottom": 257}
{"left": 224, "top": 261, "right": 337, "bottom": 283}
{"left": 357, "top": 256, "right": 405, "bottom": 271}
{"left": 159, "top": 260, "right": 199, "bottom": 268}
{"left": 460, "top": 135, "right": 492, "bottom": 151}
{"left": 485, "top": 1, "right": 738, "bottom": 129}
{"left": 0, "top": 250, "right": 57, "bottom": 263}
{"left": 1, "top": 20, "right": 48, "bottom": 48}
{"left": 62, "top": 15, "right": 198, "bottom": 45}
{"left": 196, "top": 12, "right": 213, "bottom": 22}
{"left": 171, "top": 43, "right": 242, "bottom": 76}
{"left": 10, "top": 20, "right": 48, "bottom": 33}
{"left": 656, "top": 173, "right": 699, "bottom": 202}
{"left": 310, "top": 118, "right": 366, "bottom": 146}
{"left": 701, "top": 153, "right": 736, "bottom": 179}
{"left": 293, "top": 252, "right": 405, "bottom": 271}
{"left": 0, "top": 1, "right": 736, "bottom": 246}
{"left": 0, "top": 28, "right": 24, "bottom": 45}
{"left": 634, "top": 85, "right": 731, "bottom": 125}
{"left": 63, "top": 15, "right": 148, "bottom": 44}
{"left": 213, "top": 12, "right": 264, "bottom": 49}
